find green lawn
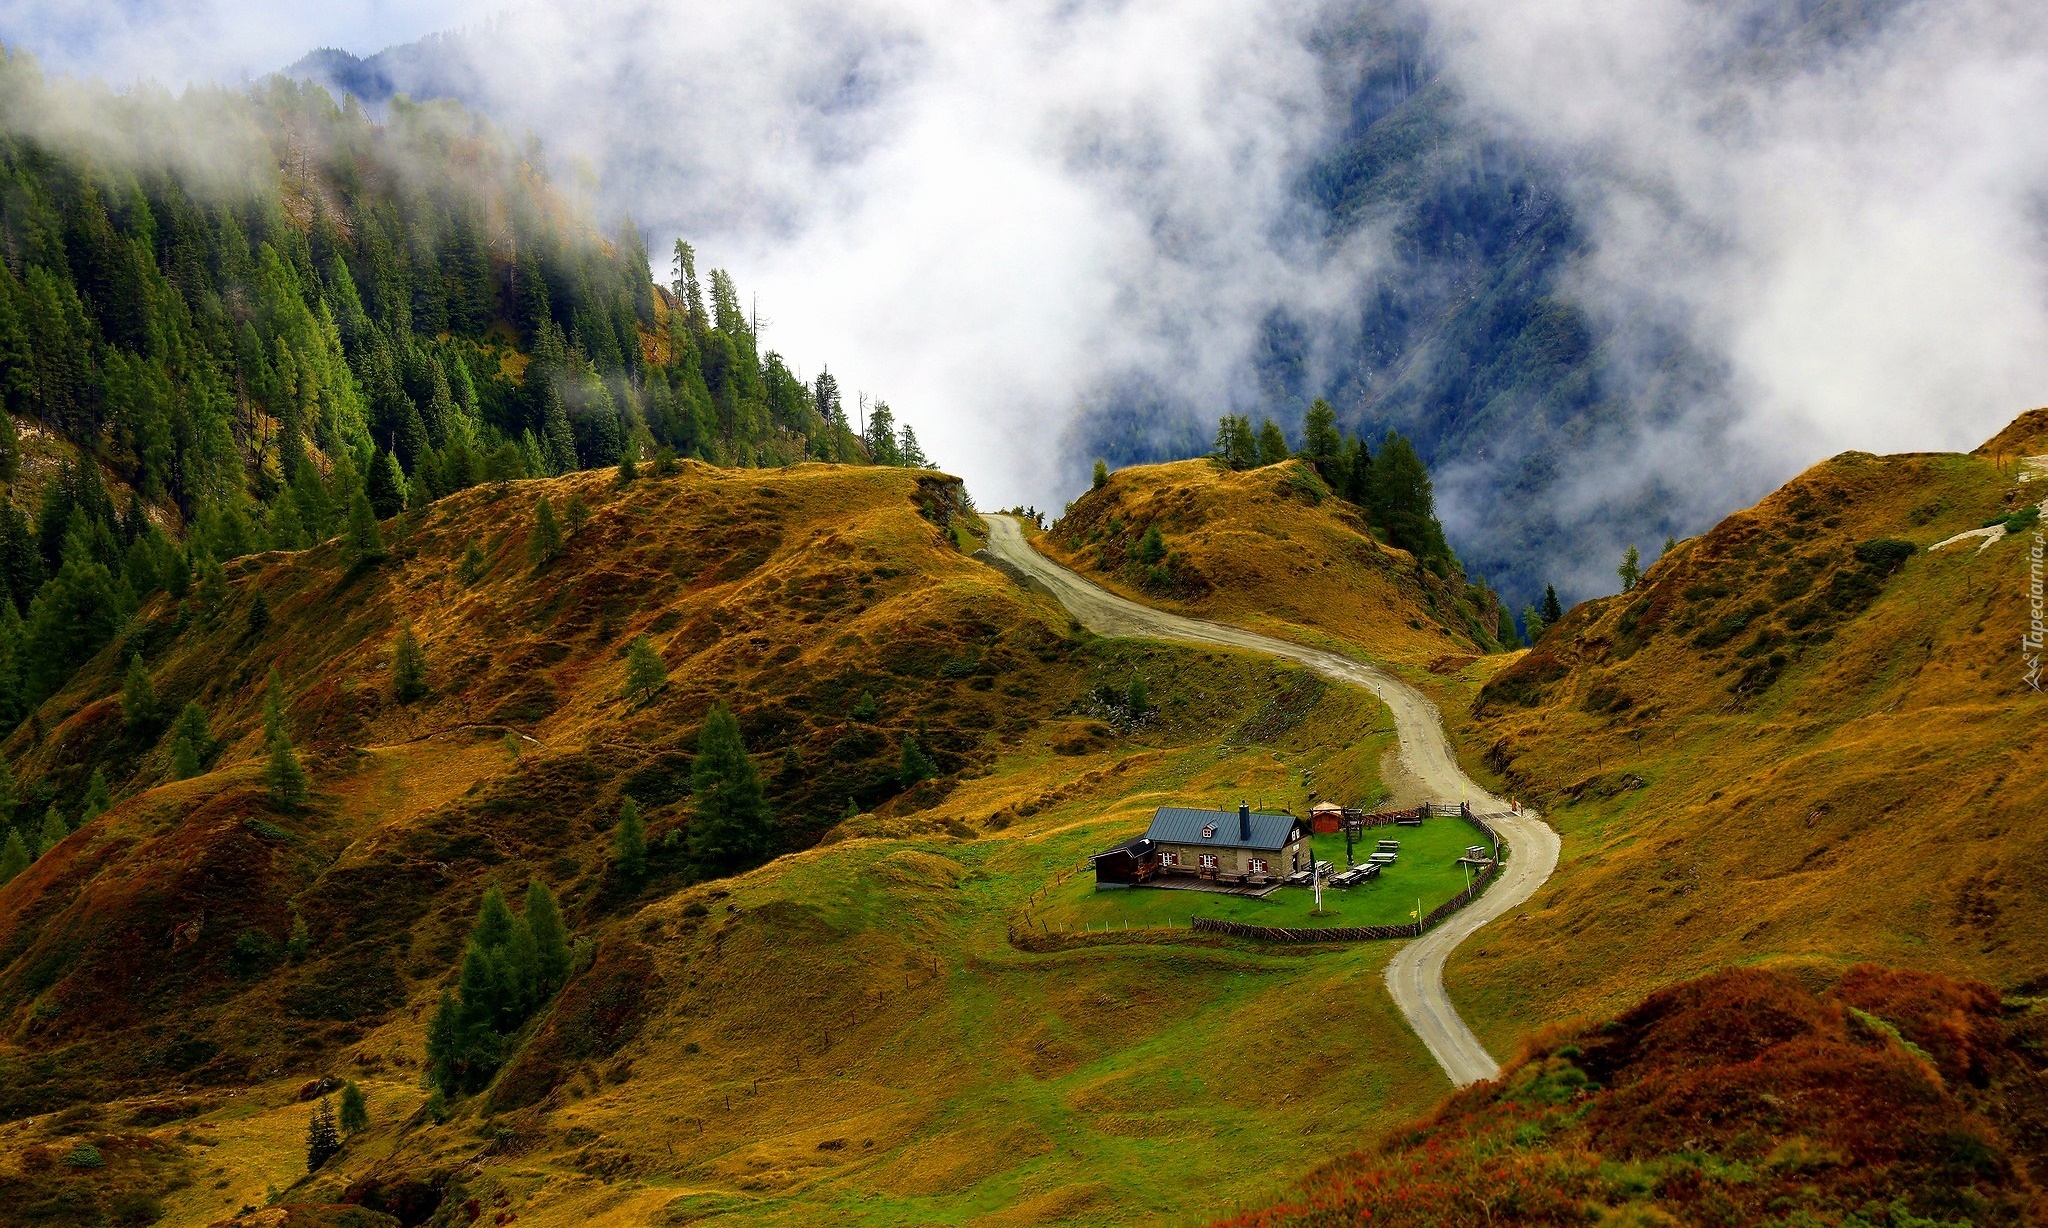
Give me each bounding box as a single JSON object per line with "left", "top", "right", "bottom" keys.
{"left": 1039, "top": 816, "right": 1497, "bottom": 931}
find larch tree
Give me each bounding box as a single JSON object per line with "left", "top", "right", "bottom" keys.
{"left": 686, "top": 703, "right": 771, "bottom": 872}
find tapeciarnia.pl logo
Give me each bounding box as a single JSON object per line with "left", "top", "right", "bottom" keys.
{"left": 2027, "top": 528, "right": 2044, "bottom": 692}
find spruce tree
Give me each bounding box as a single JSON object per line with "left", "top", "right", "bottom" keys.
{"left": 36, "top": 806, "right": 67, "bottom": 857}
{"left": 616, "top": 440, "right": 638, "bottom": 485}
{"left": 245, "top": 591, "right": 270, "bottom": 637}
{"left": 1303, "top": 399, "right": 1342, "bottom": 479}
{"left": 613, "top": 795, "right": 647, "bottom": 883}
{"left": 1541, "top": 584, "right": 1563, "bottom": 625}
{"left": 1214, "top": 415, "right": 1257, "bottom": 470}
{"left": 899, "top": 735, "right": 937, "bottom": 787}
{"left": 0, "top": 828, "right": 28, "bottom": 883}
{"left": 121, "top": 653, "right": 158, "bottom": 733}
{"left": 367, "top": 448, "right": 404, "bottom": 520}
{"left": 170, "top": 702, "right": 214, "bottom": 778}
{"left": 528, "top": 496, "right": 562, "bottom": 566}
{"left": 1522, "top": 604, "right": 1547, "bottom": 645}
{"left": 338, "top": 1081, "right": 369, "bottom": 1136}
{"left": 624, "top": 634, "right": 666, "bottom": 704}
{"left": 524, "top": 879, "right": 570, "bottom": 993}
{"left": 344, "top": 490, "right": 384, "bottom": 568}
{"left": 392, "top": 622, "right": 428, "bottom": 702}
{"left": 305, "top": 1097, "right": 340, "bottom": 1171}
{"left": 1618, "top": 545, "right": 1642, "bottom": 593}
{"left": 687, "top": 703, "right": 771, "bottom": 872}
{"left": 287, "top": 908, "right": 311, "bottom": 961}
{"left": 1255, "top": 418, "right": 1289, "bottom": 466}
{"left": 1126, "top": 673, "right": 1150, "bottom": 719}
{"left": 262, "top": 668, "right": 288, "bottom": 742}
{"left": 1137, "top": 525, "right": 1167, "bottom": 566}
{"left": 1092, "top": 459, "right": 1109, "bottom": 490}
{"left": 1370, "top": 432, "right": 1450, "bottom": 566}
{"left": 267, "top": 731, "right": 308, "bottom": 808}
{"left": 80, "top": 769, "right": 110, "bottom": 823}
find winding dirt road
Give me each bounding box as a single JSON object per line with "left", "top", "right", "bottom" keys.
{"left": 982, "top": 514, "right": 1559, "bottom": 1086}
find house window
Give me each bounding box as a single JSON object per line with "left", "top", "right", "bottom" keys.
{"left": 1248, "top": 858, "right": 1268, "bottom": 874}
{"left": 1199, "top": 854, "right": 1218, "bottom": 870}
{"left": 1200, "top": 824, "right": 1217, "bottom": 839}
{"left": 1161, "top": 851, "right": 1180, "bottom": 867}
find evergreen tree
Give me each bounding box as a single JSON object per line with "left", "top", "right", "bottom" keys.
{"left": 1303, "top": 399, "right": 1343, "bottom": 481}
{"left": 1255, "top": 418, "right": 1289, "bottom": 466}
{"left": 392, "top": 622, "right": 428, "bottom": 702}
{"left": 458, "top": 540, "right": 487, "bottom": 585}
{"left": 263, "top": 668, "right": 288, "bottom": 743}
{"left": 367, "top": 449, "right": 405, "bottom": 520}
{"left": 1370, "top": 432, "right": 1451, "bottom": 566}
{"left": 1126, "top": 672, "right": 1150, "bottom": 719}
{"left": 564, "top": 495, "right": 590, "bottom": 536}
{"left": 165, "top": 703, "right": 213, "bottom": 781}
{"left": 864, "top": 402, "right": 901, "bottom": 465}
{"left": 624, "top": 634, "right": 666, "bottom": 704}
{"left": 36, "top": 805, "right": 67, "bottom": 857}
{"left": 899, "top": 734, "right": 937, "bottom": 787}
{"left": 612, "top": 795, "right": 647, "bottom": 882}
{"left": 616, "top": 439, "right": 638, "bottom": 485}
{"left": 1541, "top": 584, "right": 1563, "bottom": 625}
{"left": 484, "top": 443, "right": 524, "bottom": 495}
{"left": 305, "top": 1098, "right": 341, "bottom": 1171}
{"left": 0, "top": 828, "right": 27, "bottom": 883}
{"left": 528, "top": 496, "right": 562, "bottom": 566}
{"left": 120, "top": 650, "right": 158, "bottom": 728}
{"left": 1618, "top": 545, "right": 1642, "bottom": 593}
{"left": 80, "top": 768, "right": 110, "bottom": 823}
{"left": 1136, "top": 525, "right": 1167, "bottom": 566}
{"left": 1092, "top": 459, "right": 1109, "bottom": 490}
{"left": 524, "top": 879, "right": 570, "bottom": 993}
{"left": 267, "top": 731, "right": 308, "bottom": 807}
{"left": 1214, "top": 414, "right": 1257, "bottom": 470}
{"left": 687, "top": 703, "right": 771, "bottom": 872}
{"left": 287, "top": 908, "right": 311, "bottom": 961}
{"left": 246, "top": 591, "right": 270, "bottom": 637}
{"left": 1522, "top": 604, "right": 1547, "bottom": 645}
{"left": 1341, "top": 434, "right": 1373, "bottom": 507}
{"left": 898, "top": 424, "right": 928, "bottom": 469}
{"left": 338, "top": 1081, "right": 369, "bottom": 1137}
{"left": 344, "top": 490, "right": 384, "bottom": 568}
{"left": 0, "top": 757, "right": 13, "bottom": 822}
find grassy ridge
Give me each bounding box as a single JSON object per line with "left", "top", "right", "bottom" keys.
{"left": 1445, "top": 413, "right": 2048, "bottom": 1050}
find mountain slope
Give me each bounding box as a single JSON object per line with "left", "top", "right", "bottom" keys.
{"left": 1041, "top": 457, "right": 1510, "bottom": 666}
{"left": 1444, "top": 409, "right": 2048, "bottom": 1045}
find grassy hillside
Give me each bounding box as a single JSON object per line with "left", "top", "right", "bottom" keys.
{"left": 0, "top": 460, "right": 1485, "bottom": 1227}
{"left": 1444, "top": 410, "right": 2048, "bottom": 1048}
{"left": 1224, "top": 963, "right": 2048, "bottom": 1227}
{"left": 1041, "top": 457, "right": 1510, "bottom": 665}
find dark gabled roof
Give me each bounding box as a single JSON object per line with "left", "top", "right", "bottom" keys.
{"left": 1091, "top": 836, "right": 1155, "bottom": 862}
{"left": 1143, "top": 807, "right": 1303, "bottom": 852}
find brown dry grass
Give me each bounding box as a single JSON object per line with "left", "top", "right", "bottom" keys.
{"left": 1041, "top": 458, "right": 1509, "bottom": 664}
{"left": 1445, "top": 425, "right": 2048, "bottom": 1051}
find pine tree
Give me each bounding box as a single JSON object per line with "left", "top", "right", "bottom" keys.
{"left": 338, "top": 1081, "right": 369, "bottom": 1136}
{"left": 121, "top": 652, "right": 158, "bottom": 734}
{"left": 624, "top": 634, "right": 666, "bottom": 704}
{"left": 267, "top": 731, "right": 308, "bottom": 808}
{"left": 262, "top": 668, "right": 288, "bottom": 743}
{"left": 392, "top": 622, "right": 428, "bottom": 702}
{"left": 528, "top": 496, "right": 562, "bottom": 566}
{"left": 1541, "top": 584, "right": 1563, "bottom": 625}
{"left": 1370, "top": 432, "right": 1451, "bottom": 566}
{"left": 612, "top": 795, "right": 646, "bottom": 882}
{"left": 305, "top": 1097, "right": 341, "bottom": 1171}
{"left": 1092, "top": 459, "right": 1109, "bottom": 490}
{"left": 687, "top": 703, "right": 771, "bottom": 872}
{"left": 898, "top": 424, "right": 928, "bottom": 468}
{"left": 1137, "top": 525, "right": 1167, "bottom": 566}
{"left": 287, "top": 908, "right": 311, "bottom": 961}
{"left": 458, "top": 540, "right": 487, "bottom": 585}
{"left": 36, "top": 805, "right": 67, "bottom": 857}
{"left": 80, "top": 768, "right": 110, "bottom": 823}
{"left": 1255, "top": 418, "right": 1289, "bottom": 466}
{"left": 171, "top": 702, "right": 215, "bottom": 779}
{"left": 0, "top": 828, "right": 27, "bottom": 883}
{"left": 1618, "top": 545, "right": 1641, "bottom": 593}
{"left": 524, "top": 879, "right": 570, "bottom": 993}
{"left": 344, "top": 490, "right": 384, "bottom": 568}
{"left": 367, "top": 448, "right": 404, "bottom": 520}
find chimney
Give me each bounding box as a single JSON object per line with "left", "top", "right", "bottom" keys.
{"left": 1238, "top": 801, "right": 1251, "bottom": 842}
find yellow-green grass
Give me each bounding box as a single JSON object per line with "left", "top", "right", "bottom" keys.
{"left": 1038, "top": 820, "right": 1492, "bottom": 933}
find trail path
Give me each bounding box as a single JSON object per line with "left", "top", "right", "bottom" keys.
{"left": 981, "top": 515, "right": 1559, "bottom": 1086}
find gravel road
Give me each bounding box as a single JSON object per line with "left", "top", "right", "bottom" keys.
{"left": 981, "top": 514, "right": 1558, "bottom": 1086}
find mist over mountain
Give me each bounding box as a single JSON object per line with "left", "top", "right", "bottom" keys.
{"left": 3, "top": 0, "right": 2042, "bottom": 603}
